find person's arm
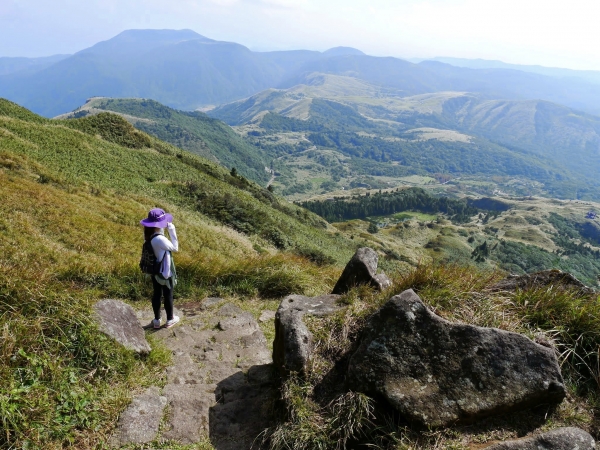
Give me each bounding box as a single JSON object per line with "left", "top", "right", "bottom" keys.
{"left": 165, "top": 223, "right": 179, "bottom": 252}
{"left": 151, "top": 225, "right": 178, "bottom": 253}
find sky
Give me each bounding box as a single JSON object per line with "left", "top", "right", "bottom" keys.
{"left": 1, "top": 0, "right": 600, "bottom": 71}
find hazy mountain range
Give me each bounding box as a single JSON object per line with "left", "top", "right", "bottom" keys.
{"left": 211, "top": 72, "right": 600, "bottom": 180}
{"left": 209, "top": 72, "right": 600, "bottom": 200}
{"left": 3, "top": 29, "right": 600, "bottom": 117}
{"left": 412, "top": 57, "right": 600, "bottom": 86}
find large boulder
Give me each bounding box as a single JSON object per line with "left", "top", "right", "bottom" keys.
{"left": 94, "top": 299, "right": 151, "bottom": 355}
{"left": 347, "top": 289, "right": 566, "bottom": 427}
{"left": 484, "top": 427, "right": 595, "bottom": 449}
{"left": 273, "top": 294, "right": 343, "bottom": 375}
{"left": 332, "top": 247, "right": 392, "bottom": 295}
{"left": 490, "top": 269, "right": 595, "bottom": 295}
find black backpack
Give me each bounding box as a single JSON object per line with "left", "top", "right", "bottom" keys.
{"left": 139, "top": 235, "right": 162, "bottom": 275}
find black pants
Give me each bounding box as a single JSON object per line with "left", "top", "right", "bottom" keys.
{"left": 151, "top": 276, "right": 174, "bottom": 321}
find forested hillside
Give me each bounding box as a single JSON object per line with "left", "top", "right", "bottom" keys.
{"left": 59, "top": 97, "right": 272, "bottom": 184}
{"left": 301, "top": 187, "right": 478, "bottom": 223}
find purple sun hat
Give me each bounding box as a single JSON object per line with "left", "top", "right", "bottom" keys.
{"left": 140, "top": 208, "right": 173, "bottom": 228}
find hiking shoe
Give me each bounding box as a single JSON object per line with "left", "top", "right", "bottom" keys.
{"left": 165, "top": 316, "right": 180, "bottom": 328}
{"left": 152, "top": 319, "right": 161, "bottom": 329}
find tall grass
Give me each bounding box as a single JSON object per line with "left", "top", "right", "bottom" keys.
{"left": 0, "top": 101, "right": 353, "bottom": 448}
{"left": 511, "top": 286, "right": 600, "bottom": 391}
{"left": 0, "top": 169, "right": 344, "bottom": 447}
{"left": 267, "top": 264, "right": 600, "bottom": 449}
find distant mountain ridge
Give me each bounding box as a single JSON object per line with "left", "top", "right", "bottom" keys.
{"left": 417, "top": 56, "right": 600, "bottom": 86}
{"left": 3, "top": 29, "right": 600, "bottom": 117}
{"left": 0, "top": 54, "right": 70, "bottom": 76}
{"left": 211, "top": 73, "right": 600, "bottom": 199}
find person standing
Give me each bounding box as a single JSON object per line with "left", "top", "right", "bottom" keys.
{"left": 140, "top": 208, "right": 180, "bottom": 329}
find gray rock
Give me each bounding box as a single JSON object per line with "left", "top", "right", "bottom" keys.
{"left": 259, "top": 310, "right": 276, "bottom": 323}
{"left": 490, "top": 270, "right": 595, "bottom": 295}
{"left": 373, "top": 273, "right": 392, "bottom": 290}
{"left": 332, "top": 247, "right": 391, "bottom": 294}
{"left": 143, "top": 303, "right": 276, "bottom": 446}
{"left": 347, "top": 289, "right": 566, "bottom": 427}
{"left": 110, "top": 387, "right": 166, "bottom": 447}
{"left": 200, "top": 297, "right": 224, "bottom": 310}
{"left": 218, "top": 310, "right": 258, "bottom": 332}
{"left": 162, "top": 383, "right": 215, "bottom": 443}
{"left": 273, "top": 294, "right": 342, "bottom": 375}
{"left": 94, "top": 299, "right": 151, "bottom": 355}
{"left": 210, "top": 365, "right": 278, "bottom": 450}
{"left": 247, "top": 364, "right": 275, "bottom": 384}
{"left": 484, "top": 427, "right": 595, "bottom": 449}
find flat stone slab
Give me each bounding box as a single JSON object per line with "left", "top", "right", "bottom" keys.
{"left": 94, "top": 299, "right": 151, "bottom": 355}
{"left": 259, "top": 310, "right": 276, "bottom": 323}
{"left": 109, "top": 387, "right": 166, "bottom": 447}
{"left": 201, "top": 297, "right": 225, "bottom": 310}
{"left": 123, "top": 302, "right": 276, "bottom": 448}
{"left": 347, "top": 289, "right": 566, "bottom": 427}
{"left": 485, "top": 427, "right": 595, "bottom": 449}
{"left": 162, "top": 383, "right": 216, "bottom": 443}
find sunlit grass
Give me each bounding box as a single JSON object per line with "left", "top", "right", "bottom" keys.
{"left": 0, "top": 100, "right": 355, "bottom": 448}
{"left": 268, "top": 264, "right": 600, "bottom": 449}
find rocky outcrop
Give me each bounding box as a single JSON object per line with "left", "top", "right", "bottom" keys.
{"left": 332, "top": 247, "right": 391, "bottom": 294}
{"left": 490, "top": 269, "right": 595, "bottom": 295}
{"left": 484, "top": 427, "right": 595, "bottom": 449}
{"left": 94, "top": 299, "right": 151, "bottom": 355}
{"left": 273, "top": 294, "right": 343, "bottom": 375}
{"left": 347, "top": 289, "right": 566, "bottom": 427}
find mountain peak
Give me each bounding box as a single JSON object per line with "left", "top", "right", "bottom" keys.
{"left": 78, "top": 29, "right": 212, "bottom": 57}
{"left": 114, "top": 29, "right": 208, "bottom": 41}
{"left": 323, "top": 47, "right": 365, "bottom": 57}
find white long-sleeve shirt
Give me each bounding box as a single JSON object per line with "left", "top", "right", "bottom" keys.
{"left": 151, "top": 223, "right": 179, "bottom": 279}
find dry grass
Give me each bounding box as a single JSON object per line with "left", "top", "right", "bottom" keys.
{"left": 266, "top": 264, "right": 600, "bottom": 449}
{"left": 0, "top": 155, "right": 342, "bottom": 448}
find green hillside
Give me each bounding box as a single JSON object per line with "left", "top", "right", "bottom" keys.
{"left": 59, "top": 97, "right": 271, "bottom": 184}
{"left": 303, "top": 190, "right": 600, "bottom": 287}
{"left": 0, "top": 98, "right": 358, "bottom": 448}
{"left": 210, "top": 75, "right": 600, "bottom": 200}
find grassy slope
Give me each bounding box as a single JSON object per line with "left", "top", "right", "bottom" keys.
{"left": 0, "top": 98, "right": 357, "bottom": 448}
{"left": 60, "top": 97, "right": 272, "bottom": 185}
{"left": 2, "top": 97, "right": 599, "bottom": 448}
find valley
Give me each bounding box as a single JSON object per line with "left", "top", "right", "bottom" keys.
{"left": 211, "top": 74, "right": 599, "bottom": 201}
